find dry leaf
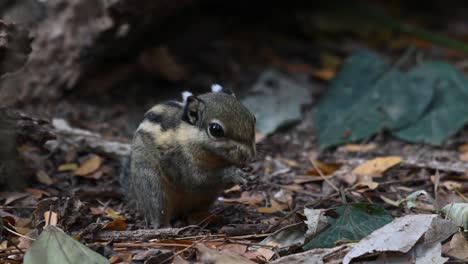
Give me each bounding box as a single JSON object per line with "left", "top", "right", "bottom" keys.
{"left": 110, "top": 252, "right": 133, "bottom": 264}
{"left": 105, "top": 208, "right": 126, "bottom": 221}
{"left": 58, "top": 163, "right": 78, "bottom": 172}
{"left": 224, "top": 185, "right": 241, "bottom": 194}
{"left": 44, "top": 211, "right": 58, "bottom": 226}
{"left": 103, "top": 219, "right": 127, "bottom": 231}
{"left": 75, "top": 155, "right": 102, "bottom": 176}
{"left": 258, "top": 200, "right": 288, "bottom": 214}
{"left": 352, "top": 156, "right": 402, "bottom": 177}
{"left": 460, "top": 152, "right": 468, "bottom": 162}
{"left": 218, "top": 243, "right": 248, "bottom": 256}
{"left": 35, "top": 170, "right": 55, "bottom": 185}
{"left": 306, "top": 161, "right": 340, "bottom": 175}
{"left": 458, "top": 143, "right": 468, "bottom": 153}
{"left": 14, "top": 226, "right": 32, "bottom": 236}
{"left": 25, "top": 188, "right": 50, "bottom": 199}
{"left": 444, "top": 232, "right": 468, "bottom": 260}
{"left": 312, "top": 68, "right": 336, "bottom": 81}
{"left": 90, "top": 207, "right": 104, "bottom": 215}
{"left": 340, "top": 144, "right": 377, "bottom": 153}
{"left": 276, "top": 157, "right": 299, "bottom": 167}
{"left": 256, "top": 247, "right": 275, "bottom": 261}
{"left": 3, "top": 192, "right": 29, "bottom": 205}
{"left": 442, "top": 181, "right": 462, "bottom": 191}
{"left": 220, "top": 192, "right": 264, "bottom": 207}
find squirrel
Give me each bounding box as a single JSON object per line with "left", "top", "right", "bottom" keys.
{"left": 120, "top": 85, "right": 257, "bottom": 228}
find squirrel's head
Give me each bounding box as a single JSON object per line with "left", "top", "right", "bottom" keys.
{"left": 182, "top": 85, "right": 256, "bottom": 167}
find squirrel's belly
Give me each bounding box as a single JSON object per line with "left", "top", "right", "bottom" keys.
{"left": 166, "top": 184, "right": 220, "bottom": 217}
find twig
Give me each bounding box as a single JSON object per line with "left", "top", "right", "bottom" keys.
{"left": 309, "top": 158, "right": 339, "bottom": 193}
{"left": 3, "top": 225, "right": 35, "bottom": 241}
{"left": 160, "top": 237, "right": 206, "bottom": 264}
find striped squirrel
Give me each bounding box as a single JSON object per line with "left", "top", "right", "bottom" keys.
{"left": 121, "top": 85, "right": 256, "bottom": 227}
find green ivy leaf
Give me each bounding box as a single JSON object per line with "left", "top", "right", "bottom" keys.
{"left": 303, "top": 203, "right": 392, "bottom": 250}
{"left": 24, "top": 225, "right": 109, "bottom": 264}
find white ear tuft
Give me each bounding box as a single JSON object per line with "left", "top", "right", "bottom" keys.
{"left": 182, "top": 91, "right": 193, "bottom": 103}
{"left": 211, "top": 84, "right": 223, "bottom": 93}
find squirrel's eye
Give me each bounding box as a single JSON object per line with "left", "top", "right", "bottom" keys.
{"left": 208, "top": 123, "right": 224, "bottom": 138}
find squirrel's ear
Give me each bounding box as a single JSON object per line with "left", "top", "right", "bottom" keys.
{"left": 182, "top": 95, "right": 204, "bottom": 125}
{"left": 211, "top": 84, "right": 236, "bottom": 97}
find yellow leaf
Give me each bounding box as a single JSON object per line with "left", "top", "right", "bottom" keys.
{"left": 35, "top": 170, "right": 55, "bottom": 185}
{"left": 224, "top": 185, "right": 241, "bottom": 194}
{"left": 58, "top": 163, "right": 78, "bottom": 172}
{"left": 340, "top": 144, "right": 377, "bottom": 153}
{"left": 75, "top": 155, "right": 102, "bottom": 176}
{"left": 105, "top": 208, "right": 126, "bottom": 221}
{"left": 312, "top": 68, "right": 336, "bottom": 81}
{"left": 257, "top": 200, "right": 288, "bottom": 214}
{"left": 380, "top": 195, "right": 402, "bottom": 207}
{"left": 352, "top": 156, "right": 402, "bottom": 177}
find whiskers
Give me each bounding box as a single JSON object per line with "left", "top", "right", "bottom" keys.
{"left": 253, "top": 141, "right": 270, "bottom": 161}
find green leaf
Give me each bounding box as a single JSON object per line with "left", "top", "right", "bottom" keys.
{"left": 394, "top": 62, "right": 468, "bottom": 145}
{"left": 24, "top": 225, "right": 109, "bottom": 264}
{"left": 303, "top": 203, "right": 393, "bottom": 250}
{"left": 314, "top": 51, "right": 434, "bottom": 148}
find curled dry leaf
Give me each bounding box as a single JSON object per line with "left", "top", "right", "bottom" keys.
{"left": 74, "top": 155, "right": 102, "bottom": 176}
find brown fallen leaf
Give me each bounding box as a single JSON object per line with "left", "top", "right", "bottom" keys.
{"left": 14, "top": 226, "right": 32, "bottom": 236}
{"left": 44, "top": 211, "right": 58, "bottom": 226}
{"left": 306, "top": 161, "right": 340, "bottom": 175}
{"left": 196, "top": 243, "right": 255, "bottom": 264}
{"left": 220, "top": 192, "right": 264, "bottom": 207}
{"left": 443, "top": 232, "right": 468, "bottom": 260}
{"left": 75, "top": 155, "right": 102, "bottom": 176}
{"left": 294, "top": 175, "right": 334, "bottom": 184}
{"left": 3, "top": 192, "right": 29, "bottom": 205}
{"left": 103, "top": 219, "right": 127, "bottom": 231}
{"left": 218, "top": 243, "right": 248, "bottom": 256}
{"left": 58, "top": 163, "right": 78, "bottom": 172}
{"left": 25, "top": 188, "right": 50, "bottom": 199}
{"left": 90, "top": 207, "right": 104, "bottom": 215}
{"left": 110, "top": 252, "right": 133, "bottom": 264}
{"left": 458, "top": 143, "right": 468, "bottom": 153}
{"left": 352, "top": 156, "right": 402, "bottom": 177}
{"left": 442, "top": 181, "right": 462, "bottom": 191}
{"left": 258, "top": 200, "right": 289, "bottom": 214}
{"left": 312, "top": 68, "right": 336, "bottom": 81}
{"left": 35, "top": 170, "right": 55, "bottom": 185}
{"left": 460, "top": 152, "right": 468, "bottom": 162}
{"left": 224, "top": 185, "right": 241, "bottom": 194}
{"left": 256, "top": 246, "right": 275, "bottom": 261}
